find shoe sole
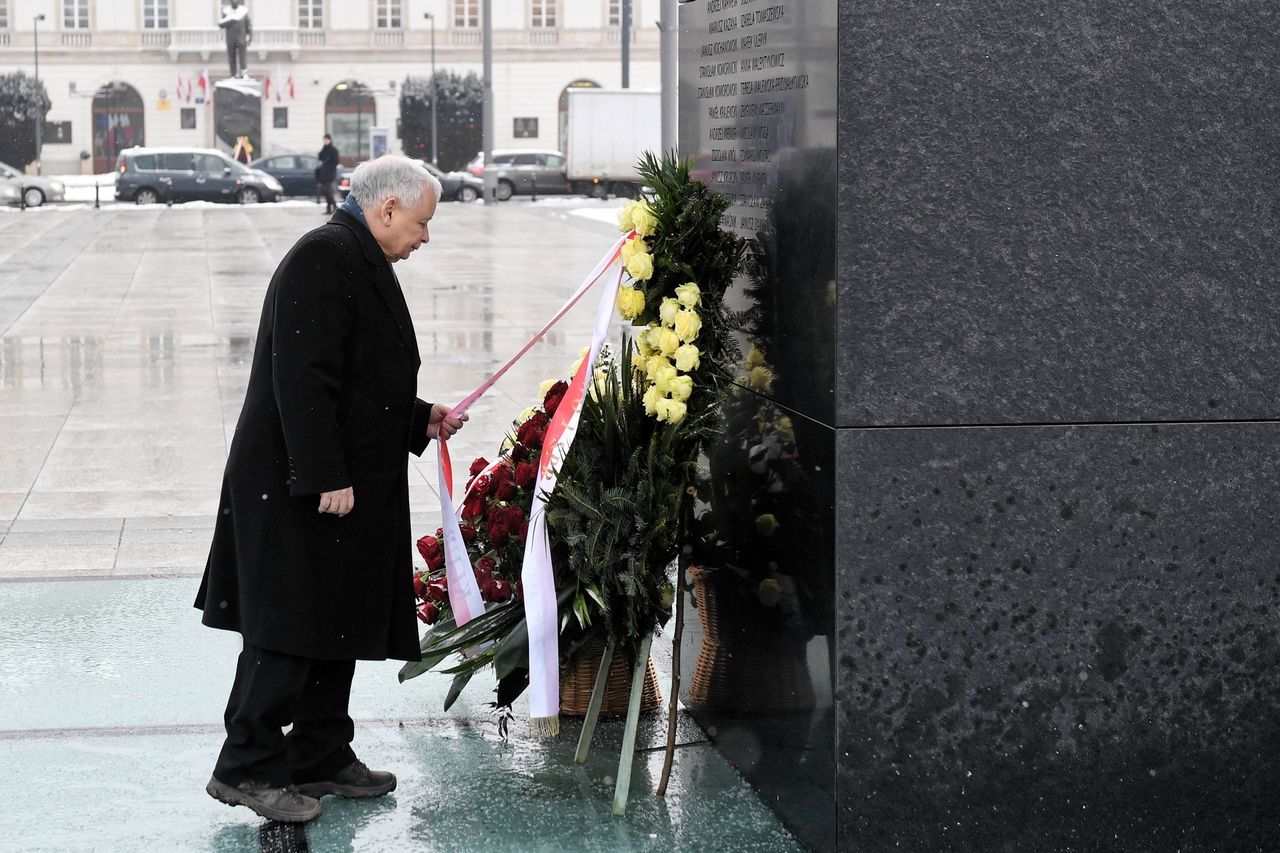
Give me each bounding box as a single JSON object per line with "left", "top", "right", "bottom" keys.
{"left": 206, "top": 778, "right": 323, "bottom": 823}
{"left": 296, "top": 777, "right": 397, "bottom": 799}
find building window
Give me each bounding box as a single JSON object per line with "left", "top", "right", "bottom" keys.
{"left": 273, "top": 107, "right": 288, "bottom": 128}
{"left": 530, "top": 0, "right": 555, "bottom": 28}
{"left": 180, "top": 108, "right": 196, "bottom": 129}
{"left": 298, "top": 0, "right": 322, "bottom": 28}
{"left": 0, "top": 0, "right": 9, "bottom": 30}
{"left": 143, "top": 0, "right": 169, "bottom": 28}
{"left": 607, "top": 0, "right": 632, "bottom": 27}
{"left": 375, "top": 0, "right": 401, "bottom": 29}
{"left": 453, "top": 0, "right": 478, "bottom": 28}
{"left": 63, "top": 0, "right": 89, "bottom": 29}
{"left": 513, "top": 117, "right": 538, "bottom": 139}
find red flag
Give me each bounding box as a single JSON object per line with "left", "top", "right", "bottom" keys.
{"left": 287, "top": 75, "right": 295, "bottom": 99}
{"left": 176, "top": 76, "right": 183, "bottom": 101}
{"left": 263, "top": 75, "right": 271, "bottom": 100}
{"left": 198, "top": 68, "right": 209, "bottom": 100}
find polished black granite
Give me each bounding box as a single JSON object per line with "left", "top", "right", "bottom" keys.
{"left": 835, "top": 1, "right": 1280, "bottom": 427}
{"left": 837, "top": 422, "right": 1280, "bottom": 850}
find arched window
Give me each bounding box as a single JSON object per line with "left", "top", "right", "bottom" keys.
{"left": 325, "top": 81, "right": 377, "bottom": 165}
{"left": 558, "top": 79, "right": 600, "bottom": 151}
{"left": 92, "top": 82, "right": 144, "bottom": 173}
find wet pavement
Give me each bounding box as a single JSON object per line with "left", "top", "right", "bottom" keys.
{"left": 0, "top": 199, "right": 802, "bottom": 852}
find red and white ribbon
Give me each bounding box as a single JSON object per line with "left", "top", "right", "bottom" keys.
{"left": 434, "top": 233, "right": 631, "bottom": 731}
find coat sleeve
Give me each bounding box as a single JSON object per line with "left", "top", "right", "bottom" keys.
{"left": 271, "top": 238, "right": 356, "bottom": 496}
{"left": 410, "top": 398, "right": 433, "bottom": 457}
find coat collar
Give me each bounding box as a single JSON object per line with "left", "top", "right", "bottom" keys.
{"left": 328, "top": 208, "right": 421, "bottom": 366}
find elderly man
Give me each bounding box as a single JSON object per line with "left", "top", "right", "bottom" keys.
{"left": 196, "top": 156, "right": 464, "bottom": 823}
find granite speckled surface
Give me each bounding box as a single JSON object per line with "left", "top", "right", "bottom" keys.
{"left": 836, "top": 422, "right": 1280, "bottom": 850}
{"left": 836, "top": 1, "right": 1280, "bottom": 427}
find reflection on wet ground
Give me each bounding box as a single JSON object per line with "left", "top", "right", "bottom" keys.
{"left": 0, "top": 203, "right": 802, "bottom": 851}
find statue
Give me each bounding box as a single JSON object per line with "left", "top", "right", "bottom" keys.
{"left": 219, "top": 0, "right": 252, "bottom": 79}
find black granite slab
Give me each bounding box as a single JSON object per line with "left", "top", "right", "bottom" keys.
{"left": 836, "top": 421, "right": 1280, "bottom": 851}
{"left": 836, "top": 1, "right": 1280, "bottom": 427}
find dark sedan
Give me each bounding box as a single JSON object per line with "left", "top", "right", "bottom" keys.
{"left": 249, "top": 154, "right": 351, "bottom": 197}
{"left": 336, "top": 161, "right": 482, "bottom": 203}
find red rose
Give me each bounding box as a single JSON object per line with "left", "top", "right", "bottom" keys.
{"left": 488, "top": 578, "right": 513, "bottom": 602}
{"left": 417, "top": 602, "right": 440, "bottom": 624}
{"left": 510, "top": 443, "right": 531, "bottom": 464}
{"left": 515, "top": 461, "right": 536, "bottom": 489}
{"left": 469, "top": 457, "right": 489, "bottom": 477}
{"left": 471, "top": 473, "right": 492, "bottom": 497}
{"left": 461, "top": 493, "right": 485, "bottom": 523}
{"left": 480, "top": 579, "right": 496, "bottom": 602}
{"left": 413, "top": 575, "right": 428, "bottom": 599}
{"left": 416, "top": 535, "right": 441, "bottom": 564}
{"left": 495, "top": 479, "right": 517, "bottom": 502}
{"left": 425, "top": 551, "right": 444, "bottom": 572}
{"left": 459, "top": 523, "right": 477, "bottom": 544}
{"left": 543, "top": 381, "right": 569, "bottom": 416}
{"left": 474, "top": 556, "right": 497, "bottom": 582}
{"left": 503, "top": 505, "right": 526, "bottom": 529}
{"left": 489, "top": 520, "right": 510, "bottom": 548}
{"left": 427, "top": 579, "right": 448, "bottom": 603}
{"left": 516, "top": 411, "right": 550, "bottom": 449}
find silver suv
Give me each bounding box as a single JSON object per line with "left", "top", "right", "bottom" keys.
{"left": 467, "top": 149, "right": 570, "bottom": 200}
{"left": 114, "top": 147, "right": 283, "bottom": 205}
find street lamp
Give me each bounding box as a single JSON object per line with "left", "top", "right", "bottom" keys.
{"left": 33, "top": 13, "right": 45, "bottom": 175}
{"left": 423, "top": 13, "right": 438, "bottom": 166}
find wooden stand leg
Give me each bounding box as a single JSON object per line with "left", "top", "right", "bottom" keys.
{"left": 574, "top": 637, "right": 616, "bottom": 765}
{"left": 612, "top": 632, "right": 654, "bottom": 816}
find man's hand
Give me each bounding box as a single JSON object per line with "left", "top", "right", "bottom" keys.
{"left": 427, "top": 403, "right": 468, "bottom": 441}
{"left": 318, "top": 487, "right": 354, "bottom": 516}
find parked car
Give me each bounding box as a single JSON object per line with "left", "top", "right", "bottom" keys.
{"left": 249, "top": 153, "right": 351, "bottom": 197}
{"left": 464, "top": 149, "right": 572, "bottom": 200}
{"left": 0, "top": 177, "right": 20, "bottom": 207}
{"left": 0, "top": 160, "right": 66, "bottom": 207}
{"left": 114, "top": 147, "right": 283, "bottom": 205}
{"left": 336, "top": 161, "right": 483, "bottom": 203}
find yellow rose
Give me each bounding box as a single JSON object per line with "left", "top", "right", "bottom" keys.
{"left": 776, "top": 415, "right": 795, "bottom": 442}
{"left": 635, "top": 327, "right": 654, "bottom": 356}
{"left": 620, "top": 235, "right": 647, "bottom": 260}
{"left": 645, "top": 355, "right": 672, "bottom": 381}
{"left": 631, "top": 350, "right": 648, "bottom": 374}
{"left": 616, "top": 286, "right": 645, "bottom": 320}
{"left": 675, "top": 282, "right": 701, "bottom": 307}
{"left": 570, "top": 346, "right": 590, "bottom": 376}
{"left": 673, "top": 309, "right": 702, "bottom": 343}
{"left": 674, "top": 344, "right": 701, "bottom": 372}
{"left": 757, "top": 577, "right": 782, "bottom": 608}
{"left": 617, "top": 201, "right": 638, "bottom": 233}
{"left": 659, "top": 297, "right": 680, "bottom": 327}
{"left": 747, "top": 365, "right": 774, "bottom": 392}
{"left": 630, "top": 201, "right": 658, "bottom": 237}
{"left": 754, "top": 513, "right": 779, "bottom": 536}
{"left": 746, "top": 346, "right": 766, "bottom": 368}
{"left": 519, "top": 407, "right": 536, "bottom": 423}
{"left": 642, "top": 384, "right": 660, "bottom": 416}
{"left": 591, "top": 367, "right": 610, "bottom": 400}
{"left": 538, "top": 378, "right": 556, "bottom": 398}
{"left": 652, "top": 364, "right": 678, "bottom": 394}
{"left": 625, "top": 250, "right": 654, "bottom": 281}
{"left": 668, "top": 374, "right": 693, "bottom": 402}
{"left": 657, "top": 328, "right": 681, "bottom": 357}
{"left": 655, "top": 397, "right": 687, "bottom": 424}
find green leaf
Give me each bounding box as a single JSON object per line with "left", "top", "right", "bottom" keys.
{"left": 443, "top": 670, "right": 475, "bottom": 712}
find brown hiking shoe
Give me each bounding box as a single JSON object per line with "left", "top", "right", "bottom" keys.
{"left": 296, "top": 760, "right": 397, "bottom": 799}
{"left": 206, "top": 776, "right": 323, "bottom": 823}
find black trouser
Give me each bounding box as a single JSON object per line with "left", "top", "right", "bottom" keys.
{"left": 227, "top": 40, "right": 248, "bottom": 76}
{"left": 213, "top": 642, "right": 357, "bottom": 788}
{"left": 321, "top": 181, "right": 336, "bottom": 213}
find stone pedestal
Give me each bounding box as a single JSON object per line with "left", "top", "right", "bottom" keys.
{"left": 679, "top": 1, "right": 1280, "bottom": 850}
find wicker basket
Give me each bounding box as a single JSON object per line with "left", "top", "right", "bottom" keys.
{"left": 560, "top": 634, "right": 663, "bottom": 717}
{"left": 688, "top": 566, "right": 815, "bottom": 716}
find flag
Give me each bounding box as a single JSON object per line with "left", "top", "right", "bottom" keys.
{"left": 287, "top": 74, "right": 295, "bottom": 99}
{"left": 263, "top": 75, "right": 271, "bottom": 101}
{"left": 198, "top": 68, "right": 209, "bottom": 101}
{"left": 185, "top": 76, "right": 193, "bottom": 102}
{"left": 176, "top": 76, "right": 183, "bottom": 102}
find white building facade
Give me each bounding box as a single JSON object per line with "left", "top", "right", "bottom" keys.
{"left": 0, "top": 0, "right": 659, "bottom": 173}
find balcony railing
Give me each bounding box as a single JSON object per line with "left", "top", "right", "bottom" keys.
{"left": 167, "top": 27, "right": 303, "bottom": 59}
{"left": 606, "top": 27, "right": 637, "bottom": 44}
{"left": 61, "top": 30, "right": 91, "bottom": 47}
{"left": 372, "top": 29, "right": 404, "bottom": 46}
{"left": 298, "top": 29, "right": 325, "bottom": 47}
{"left": 0, "top": 32, "right": 9, "bottom": 47}
{"left": 450, "top": 29, "right": 480, "bottom": 45}
{"left": 529, "top": 29, "right": 559, "bottom": 45}
{"left": 141, "top": 30, "right": 170, "bottom": 47}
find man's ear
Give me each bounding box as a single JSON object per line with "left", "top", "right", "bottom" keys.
{"left": 379, "top": 197, "right": 397, "bottom": 224}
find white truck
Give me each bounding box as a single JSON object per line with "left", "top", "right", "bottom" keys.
{"left": 564, "top": 89, "right": 662, "bottom": 199}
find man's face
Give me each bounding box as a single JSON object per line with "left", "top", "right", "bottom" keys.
{"left": 372, "top": 190, "right": 438, "bottom": 263}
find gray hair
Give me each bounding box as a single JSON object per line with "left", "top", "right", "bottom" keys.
{"left": 348, "top": 155, "right": 442, "bottom": 210}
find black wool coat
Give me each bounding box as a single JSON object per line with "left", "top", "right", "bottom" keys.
{"left": 196, "top": 209, "right": 430, "bottom": 661}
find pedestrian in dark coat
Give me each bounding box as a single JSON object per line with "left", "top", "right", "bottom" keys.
{"left": 317, "top": 134, "right": 340, "bottom": 214}
{"left": 197, "top": 155, "right": 458, "bottom": 824}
